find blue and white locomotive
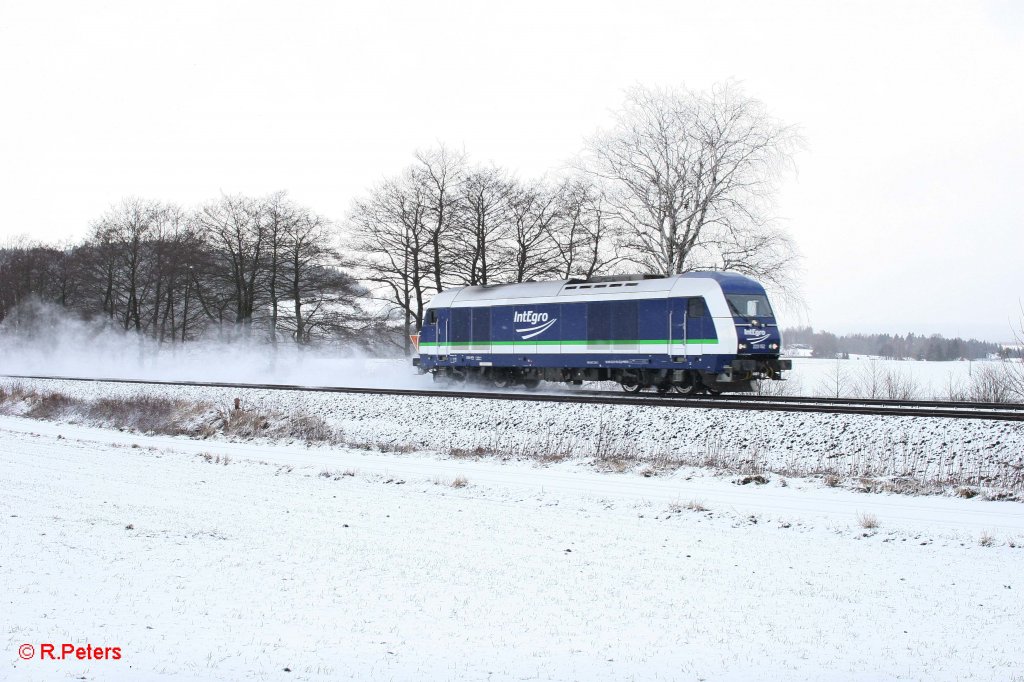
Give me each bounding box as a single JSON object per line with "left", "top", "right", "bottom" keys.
{"left": 413, "top": 272, "right": 791, "bottom": 394}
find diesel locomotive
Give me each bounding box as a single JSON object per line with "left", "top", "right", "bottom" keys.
{"left": 413, "top": 272, "right": 790, "bottom": 394}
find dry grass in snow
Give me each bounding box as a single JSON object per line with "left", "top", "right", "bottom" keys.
{"left": 3, "top": 378, "right": 1023, "bottom": 501}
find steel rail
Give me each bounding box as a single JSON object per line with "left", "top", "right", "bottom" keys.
{"left": 704, "top": 392, "right": 1024, "bottom": 411}
{"left": 4, "top": 374, "right": 1024, "bottom": 422}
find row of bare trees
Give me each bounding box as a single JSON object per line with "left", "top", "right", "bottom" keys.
{"left": 3, "top": 82, "right": 807, "bottom": 354}
{"left": 347, "top": 148, "right": 620, "bottom": 352}
{"left": 348, "top": 83, "right": 804, "bottom": 351}
{"left": 0, "top": 193, "right": 372, "bottom": 347}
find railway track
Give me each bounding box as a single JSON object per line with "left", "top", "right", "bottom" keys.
{"left": 5, "top": 373, "right": 1024, "bottom": 422}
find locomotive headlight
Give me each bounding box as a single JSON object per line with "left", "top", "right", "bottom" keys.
{"left": 738, "top": 343, "right": 748, "bottom": 350}
{"left": 770, "top": 343, "right": 779, "bottom": 350}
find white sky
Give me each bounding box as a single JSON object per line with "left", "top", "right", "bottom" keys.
{"left": 1, "top": 0, "right": 1021, "bottom": 341}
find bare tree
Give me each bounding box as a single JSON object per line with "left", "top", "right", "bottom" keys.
{"left": 816, "top": 357, "right": 850, "bottom": 398}
{"left": 193, "top": 194, "right": 268, "bottom": 331}
{"left": 414, "top": 145, "right": 466, "bottom": 293}
{"left": 49, "top": 241, "right": 84, "bottom": 311}
{"left": 0, "top": 238, "right": 81, "bottom": 323}
{"left": 262, "top": 191, "right": 296, "bottom": 347}
{"left": 455, "top": 165, "right": 514, "bottom": 286}
{"left": 547, "top": 176, "right": 620, "bottom": 280}
{"left": 697, "top": 219, "right": 801, "bottom": 294}
{"left": 966, "top": 363, "right": 1016, "bottom": 403}
{"left": 349, "top": 171, "right": 433, "bottom": 354}
{"left": 87, "top": 198, "right": 165, "bottom": 331}
{"left": 852, "top": 360, "right": 886, "bottom": 399}
{"left": 76, "top": 227, "right": 120, "bottom": 322}
{"left": 279, "top": 208, "right": 349, "bottom": 344}
{"left": 73, "top": 199, "right": 205, "bottom": 341}
{"left": 1010, "top": 304, "right": 1024, "bottom": 400}
{"left": 150, "top": 204, "right": 202, "bottom": 343}
{"left": 850, "top": 360, "right": 919, "bottom": 400}
{"left": 505, "top": 179, "right": 559, "bottom": 283}
{"left": 881, "top": 367, "right": 919, "bottom": 400}
{"left": 581, "top": 83, "right": 801, "bottom": 289}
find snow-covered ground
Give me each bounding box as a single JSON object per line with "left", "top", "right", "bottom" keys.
{"left": 6, "top": 376, "right": 1023, "bottom": 493}
{"left": 2, "top": 415, "right": 1023, "bottom": 681}
{"left": 783, "top": 356, "right": 1020, "bottom": 400}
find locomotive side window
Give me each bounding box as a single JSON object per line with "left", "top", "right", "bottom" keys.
{"left": 426, "top": 309, "right": 437, "bottom": 324}
{"left": 471, "top": 307, "right": 491, "bottom": 341}
{"left": 610, "top": 300, "right": 638, "bottom": 340}
{"left": 451, "top": 308, "right": 471, "bottom": 343}
{"left": 586, "top": 301, "right": 612, "bottom": 341}
{"left": 688, "top": 298, "right": 706, "bottom": 318}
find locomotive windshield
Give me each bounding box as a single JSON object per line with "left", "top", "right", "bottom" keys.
{"left": 726, "top": 294, "right": 774, "bottom": 318}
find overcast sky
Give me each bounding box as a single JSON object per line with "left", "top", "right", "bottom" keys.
{"left": 1, "top": 0, "right": 1021, "bottom": 341}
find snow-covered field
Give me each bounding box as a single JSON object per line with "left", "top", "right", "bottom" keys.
{"left": 3, "top": 415, "right": 1024, "bottom": 681}
{"left": 782, "top": 356, "right": 1020, "bottom": 400}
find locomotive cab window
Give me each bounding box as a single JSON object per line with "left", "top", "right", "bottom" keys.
{"left": 687, "top": 298, "right": 706, "bottom": 318}
{"left": 426, "top": 309, "right": 437, "bottom": 324}
{"left": 726, "top": 294, "right": 774, "bottom": 318}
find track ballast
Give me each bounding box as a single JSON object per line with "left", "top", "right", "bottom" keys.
{"left": 5, "top": 374, "right": 1024, "bottom": 421}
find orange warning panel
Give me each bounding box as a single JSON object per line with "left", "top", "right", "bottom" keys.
{"left": 409, "top": 334, "right": 420, "bottom": 352}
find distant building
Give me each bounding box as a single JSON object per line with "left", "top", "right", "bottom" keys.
{"left": 998, "top": 343, "right": 1023, "bottom": 361}
{"left": 782, "top": 344, "right": 814, "bottom": 358}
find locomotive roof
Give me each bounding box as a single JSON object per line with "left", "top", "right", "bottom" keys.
{"left": 426, "top": 271, "right": 764, "bottom": 307}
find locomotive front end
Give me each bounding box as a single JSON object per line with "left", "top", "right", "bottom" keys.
{"left": 723, "top": 289, "right": 791, "bottom": 382}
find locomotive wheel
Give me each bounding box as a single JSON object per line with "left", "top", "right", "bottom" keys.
{"left": 521, "top": 378, "right": 541, "bottom": 390}
{"left": 674, "top": 372, "right": 697, "bottom": 396}
{"left": 621, "top": 379, "right": 644, "bottom": 393}
{"left": 492, "top": 373, "right": 511, "bottom": 388}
